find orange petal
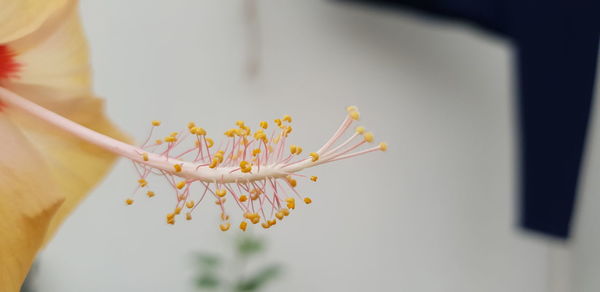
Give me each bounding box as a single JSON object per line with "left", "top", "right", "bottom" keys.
{"left": 0, "top": 0, "right": 68, "bottom": 43}
{"left": 4, "top": 85, "right": 131, "bottom": 242}
{"left": 0, "top": 114, "right": 64, "bottom": 292}
{"left": 5, "top": 1, "right": 91, "bottom": 96}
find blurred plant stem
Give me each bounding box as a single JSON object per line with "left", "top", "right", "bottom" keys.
{"left": 194, "top": 233, "right": 282, "bottom": 292}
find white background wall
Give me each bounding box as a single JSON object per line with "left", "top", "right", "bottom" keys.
{"left": 37, "top": 0, "right": 599, "bottom": 291}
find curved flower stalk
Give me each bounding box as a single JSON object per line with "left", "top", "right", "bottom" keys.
{"left": 0, "top": 87, "right": 387, "bottom": 231}
{"left": 0, "top": 0, "right": 129, "bottom": 291}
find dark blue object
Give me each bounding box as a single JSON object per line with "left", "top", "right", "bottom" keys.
{"left": 339, "top": 0, "right": 600, "bottom": 239}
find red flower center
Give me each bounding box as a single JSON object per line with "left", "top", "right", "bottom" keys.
{"left": 0, "top": 45, "right": 20, "bottom": 80}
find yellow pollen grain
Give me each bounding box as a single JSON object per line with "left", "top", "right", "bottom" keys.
{"left": 220, "top": 223, "right": 231, "bottom": 231}
{"left": 304, "top": 197, "right": 312, "bottom": 204}
{"left": 363, "top": 132, "right": 374, "bottom": 143}
{"left": 240, "top": 221, "right": 248, "bottom": 231}
{"left": 310, "top": 152, "right": 319, "bottom": 162}
{"left": 379, "top": 142, "right": 388, "bottom": 151}
{"left": 176, "top": 181, "right": 186, "bottom": 189}
{"left": 186, "top": 200, "right": 195, "bottom": 208}
{"left": 125, "top": 198, "right": 134, "bottom": 205}
{"left": 138, "top": 179, "right": 148, "bottom": 187}
{"left": 275, "top": 212, "right": 284, "bottom": 220}
{"left": 216, "top": 189, "right": 227, "bottom": 197}
{"left": 174, "top": 164, "right": 182, "bottom": 172}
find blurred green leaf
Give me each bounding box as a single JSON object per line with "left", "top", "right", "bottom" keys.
{"left": 196, "top": 273, "right": 221, "bottom": 289}
{"left": 234, "top": 264, "right": 282, "bottom": 291}
{"left": 236, "top": 236, "right": 264, "bottom": 256}
{"left": 196, "top": 253, "right": 221, "bottom": 269}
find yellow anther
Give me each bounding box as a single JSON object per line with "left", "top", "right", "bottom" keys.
{"left": 304, "top": 197, "right": 312, "bottom": 204}
{"left": 346, "top": 105, "right": 358, "bottom": 112}
{"left": 138, "top": 179, "right": 148, "bottom": 187}
{"left": 379, "top": 142, "right": 388, "bottom": 151}
{"left": 355, "top": 126, "right": 366, "bottom": 134}
{"left": 174, "top": 164, "right": 182, "bottom": 172}
{"left": 189, "top": 127, "right": 198, "bottom": 134}
{"left": 215, "top": 198, "right": 226, "bottom": 205}
{"left": 251, "top": 217, "right": 260, "bottom": 224}
{"left": 186, "top": 200, "right": 195, "bottom": 208}
{"left": 290, "top": 145, "right": 297, "bottom": 155}
{"left": 216, "top": 189, "right": 227, "bottom": 197}
{"left": 175, "top": 207, "right": 182, "bottom": 215}
{"left": 155, "top": 139, "right": 163, "bottom": 145}
{"left": 260, "top": 121, "right": 268, "bottom": 129}
{"left": 363, "top": 132, "right": 374, "bottom": 143}
{"left": 167, "top": 218, "right": 175, "bottom": 225}
{"left": 209, "top": 160, "right": 218, "bottom": 168}
{"left": 220, "top": 223, "right": 231, "bottom": 231}
{"left": 151, "top": 120, "right": 161, "bottom": 126}
{"left": 187, "top": 122, "right": 196, "bottom": 129}
{"left": 283, "top": 126, "right": 293, "bottom": 136}
{"left": 275, "top": 212, "right": 284, "bottom": 220}
{"left": 224, "top": 129, "right": 235, "bottom": 137}
{"left": 287, "top": 177, "right": 297, "bottom": 188}
{"left": 240, "top": 161, "right": 252, "bottom": 173}
{"left": 176, "top": 181, "right": 186, "bottom": 190}
{"left": 349, "top": 110, "right": 360, "bottom": 120}
{"left": 268, "top": 219, "right": 277, "bottom": 226}
{"left": 252, "top": 148, "right": 261, "bottom": 156}
{"left": 239, "top": 195, "right": 248, "bottom": 202}
{"left": 274, "top": 119, "right": 282, "bottom": 127}
{"left": 186, "top": 213, "right": 192, "bottom": 220}
{"left": 250, "top": 193, "right": 260, "bottom": 200}
{"left": 283, "top": 115, "right": 292, "bottom": 123}
{"left": 310, "top": 176, "right": 318, "bottom": 182}
{"left": 170, "top": 132, "right": 178, "bottom": 137}
{"left": 142, "top": 153, "right": 149, "bottom": 161}
{"left": 205, "top": 137, "right": 214, "bottom": 148}
{"left": 166, "top": 213, "right": 175, "bottom": 220}
{"left": 195, "top": 127, "right": 206, "bottom": 136}
{"left": 240, "top": 221, "right": 248, "bottom": 231}
{"left": 125, "top": 198, "right": 134, "bottom": 205}
{"left": 146, "top": 191, "right": 155, "bottom": 198}
{"left": 261, "top": 222, "right": 271, "bottom": 229}
{"left": 164, "top": 136, "right": 177, "bottom": 143}
{"left": 282, "top": 208, "right": 290, "bottom": 216}
{"left": 285, "top": 197, "right": 296, "bottom": 209}
{"left": 235, "top": 120, "right": 245, "bottom": 127}
{"left": 221, "top": 213, "right": 230, "bottom": 221}
{"left": 296, "top": 147, "right": 303, "bottom": 155}
{"left": 309, "top": 152, "right": 319, "bottom": 162}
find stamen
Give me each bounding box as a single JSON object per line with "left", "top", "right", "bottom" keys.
{"left": 0, "top": 87, "right": 387, "bottom": 231}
